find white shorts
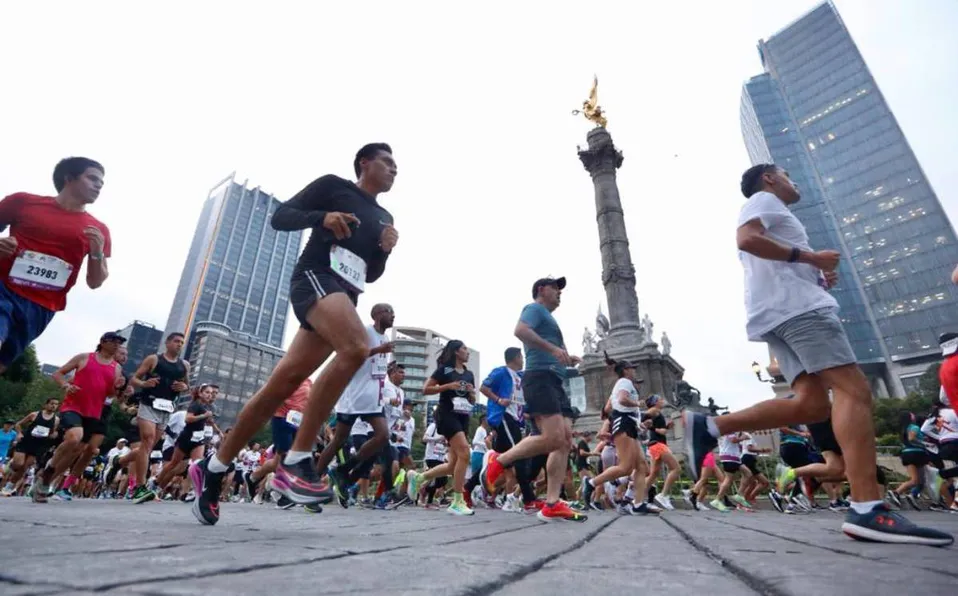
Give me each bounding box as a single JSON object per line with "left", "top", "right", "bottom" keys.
{"left": 335, "top": 381, "right": 382, "bottom": 415}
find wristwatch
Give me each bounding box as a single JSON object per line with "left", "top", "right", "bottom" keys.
{"left": 89, "top": 253, "right": 104, "bottom": 261}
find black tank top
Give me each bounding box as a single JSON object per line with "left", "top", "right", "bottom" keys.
{"left": 141, "top": 354, "right": 187, "bottom": 406}
{"left": 25, "top": 410, "right": 56, "bottom": 441}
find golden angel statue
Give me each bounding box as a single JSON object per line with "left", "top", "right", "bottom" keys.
{"left": 573, "top": 75, "right": 607, "bottom": 128}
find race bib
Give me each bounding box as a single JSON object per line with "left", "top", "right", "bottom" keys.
{"left": 31, "top": 425, "right": 50, "bottom": 438}
{"left": 453, "top": 397, "right": 473, "bottom": 414}
{"left": 371, "top": 352, "right": 388, "bottom": 379}
{"left": 286, "top": 410, "right": 303, "bottom": 427}
{"left": 329, "top": 245, "right": 366, "bottom": 292}
{"left": 104, "top": 397, "right": 114, "bottom": 406}
{"left": 204, "top": 425, "right": 214, "bottom": 438}
{"left": 8, "top": 251, "right": 73, "bottom": 291}
{"left": 150, "top": 450, "right": 163, "bottom": 459}
{"left": 152, "top": 399, "right": 174, "bottom": 413}
{"left": 191, "top": 430, "right": 206, "bottom": 442}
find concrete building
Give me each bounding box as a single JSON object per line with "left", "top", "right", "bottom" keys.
{"left": 162, "top": 174, "right": 303, "bottom": 349}
{"left": 740, "top": 2, "right": 958, "bottom": 396}
{"left": 117, "top": 320, "right": 164, "bottom": 378}
{"left": 182, "top": 321, "right": 286, "bottom": 427}
{"left": 40, "top": 364, "right": 58, "bottom": 377}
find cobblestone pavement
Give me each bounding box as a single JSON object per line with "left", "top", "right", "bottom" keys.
{"left": 0, "top": 498, "right": 954, "bottom": 595}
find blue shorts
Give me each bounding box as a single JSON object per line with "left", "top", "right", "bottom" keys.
{"left": 271, "top": 416, "right": 298, "bottom": 454}
{"left": 0, "top": 282, "right": 55, "bottom": 366}
{"left": 470, "top": 451, "right": 484, "bottom": 474}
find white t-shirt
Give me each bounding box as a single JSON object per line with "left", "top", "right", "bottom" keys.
{"left": 350, "top": 418, "right": 372, "bottom": 437}
{"left": 423, "top": 422, "right": 447, "bottom": 460}
{"left": 107, "top": 446, "right": 130, "bottom": 461}
{"left": 336, "top": 325, "right": 389, "bottom": 415}
{"left": 609, "top": 378, "right": 640, "bottom": 415}
{"left": 738, "top": 191, "right": 839, "bottom": 340}
{"left": 162, "top": 410, "right": 187, "bottom": 450}
{"left": 383, "top": 379, "right": 404, "bottom": 429}
{"left": 938, "top": 409, "right": 958, "bottom": 444}
{"left": 719, "top": 433, "right": 742, "bottom": 462}
{"left": 506, "top": 368, "right": 523, "bottom": 420}
{"left": 391, "top": 416, "right": 414, "bottom": 449}
{"left": 242, "top": 449, "right": 262, "bottom": 471}
{"left": 740, "top": 434, "right": 755, "bottom": 456}
{"left": 472, "top": 426, "right": 488, "bottom": 454}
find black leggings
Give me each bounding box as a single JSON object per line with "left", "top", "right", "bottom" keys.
{"left": 424, "top": 459, "right": 447, "bottom": 504}
{"left": 463, "top": 453, "right": 540, "bottom": 505}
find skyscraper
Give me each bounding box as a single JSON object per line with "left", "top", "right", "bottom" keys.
{"left": 117, "top": 320, "right": 163, "bottom": 377}
{"left": 162, "top": 174, "right": 303, "bottom": 349}
{"left": 740, "top": 2, "right": 958, "bottom": 396}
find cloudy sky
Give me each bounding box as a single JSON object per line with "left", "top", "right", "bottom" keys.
{"left": 2, "top": 0, "right": 956, "bottom": 411}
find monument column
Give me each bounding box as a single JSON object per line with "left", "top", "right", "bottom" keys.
{"left": 578, "top": 128, "right": 644, "bottom": 349}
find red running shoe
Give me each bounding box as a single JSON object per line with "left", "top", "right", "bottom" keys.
{"left": 480, "top": 451, "right": 503, "bottom": 494}
{"left": 537, "top": 500, "right": 588, "bottom": 522}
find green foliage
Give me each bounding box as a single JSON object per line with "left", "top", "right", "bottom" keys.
{"left": 0, "top": 346, "right": 63, "bottom": 421}
{"left": 872, "top": 362, "right": 940, "bottom": 439}
{"left": 3, "top": 345, "right": 39, "bottom": 384}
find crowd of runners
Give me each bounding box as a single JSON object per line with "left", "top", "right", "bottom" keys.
{"left": 0, "top": 152, "right": 956, "bottom": 548}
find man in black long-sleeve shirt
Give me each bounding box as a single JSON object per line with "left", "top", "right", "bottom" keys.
{"left": 190, "top": 143, "right": 401, "bottom": 526}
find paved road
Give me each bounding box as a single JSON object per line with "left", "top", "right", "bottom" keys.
{"left": 0, "top": 498, "right": 954, "bottom": 595}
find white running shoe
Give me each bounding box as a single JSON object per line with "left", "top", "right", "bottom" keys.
{"left": 654, "top": 494, "right": 675, "bottom": 511}
{"left": 501, "top": 494, "right": 522, "bottom": 513}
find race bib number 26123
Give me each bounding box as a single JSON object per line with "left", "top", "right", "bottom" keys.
{"left": 329, "top": 245, "right": 366, "bottom": 293}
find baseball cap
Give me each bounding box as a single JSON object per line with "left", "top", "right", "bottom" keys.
{"left": 532, "top": 276, "right": 566, "bottom": 299}
{"left": 645, "top": 394, "right": 663, "bottom": 408}
{"left": 940, "top": 332, "right": 958, "bottom": 356}
{"left": 100, "top": 331, "right": 126, "bottom": 344}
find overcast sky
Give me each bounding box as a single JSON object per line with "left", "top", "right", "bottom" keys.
{"left": 2, "top": 0, "right": 956, "bottom": 411}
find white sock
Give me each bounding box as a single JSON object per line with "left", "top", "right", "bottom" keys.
{"left": 587, "top": 478, "right": 595, "bottom": 488}
{"left": 207, "top": 456, "right": 229, "bottom": 474}
{"left": 284, "top": 451, "right": 312, "bottom": 465}
{"left": 850, "top": 499, "right": 883, "bottom": 514}
{"left": 705, "top": 417, "right": 720, "bottom": 438}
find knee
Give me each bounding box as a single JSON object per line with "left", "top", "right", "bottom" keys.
{"left": 795, "top": 397, "right": 831, "bottom": 423}
{"left": 338, "top": 337, "right": 369, "bottom": 369}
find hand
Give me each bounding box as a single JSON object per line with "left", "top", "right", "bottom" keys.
{"left": 444, "top": 382, "right": 461, "bottom": 392}
{"left": 376, "top": 342, "right": 395, "bottom": 355}
{"left": 322, "top": 212, "right": 361, "bottom": 240}
{"left": 464, "top": 383, "right": 475, "bottom": 393}
{"left": 498, "top": 398, "right": 512, "bottom": 408}
{"left": 823, "top": 270, "right": 839, "bottom": 289}
{"left": 550, "top": 346, "right": 572, "bottom": 366}
{"left": 642, "top": 419, "right": 654, "bottom": 429}
{"left": 63, "top": 383, "right": 80, "bottom": 395}
{"left": 379, "top": 224, "right": 399, "bottom": 252}
{"left": 171, "top": 381, "right": 188, "bottom": 393}
{"left": 83, "top": 226, "right": 105, "bottom": 255}
{"left": 570, "top": 355, "right": 583, "bottom": 366}
{"left": 0, "top": 237, "right": 18, "bottom": 258}
{"left": 142, "top": 378, "right": 160, "bottom": 388}
{"left": 808, "top": 249, "right": 840, "bottom": 272}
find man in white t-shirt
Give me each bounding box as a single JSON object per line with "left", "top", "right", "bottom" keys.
{"left": 682, "top": 163, "right": 951, "bottom": 547}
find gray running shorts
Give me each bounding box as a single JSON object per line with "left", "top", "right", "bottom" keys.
{"left": 137, "top": 403, "right": 171, "bottom": 426}
{"left": 761, "top": 307, "right": 856, "bottom": 385}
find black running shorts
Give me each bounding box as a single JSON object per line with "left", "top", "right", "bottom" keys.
{"left": 721, "top": 461, "right": 741, "bottom": 474}
{"left": 779, "top": 442, "right": 812, "bottom": 468}
{"left": 521, "top": 370, "right": 573, "bottom": 418}
{"left": 741, "top": 453, "right": 761, "bottom": 475}
{"left": 899, "top": 450, "right": 930, "bottom": 468}
{"left": 493, "top": 415, "right": 523, "bottom": 453}
{"left": 60, "top": 411, "right": 106, "bottom": 443}
{"left": 290, "top": 269, "right": 359, "bottom": 331}
{"left": 436, "top": 409, "right": 469, "bottom": 441}
{"left": 610, "top": 411, "right": 639, "bottom": 440}
{"left": 807, "top": 419, "right": 841, "bottom": 455}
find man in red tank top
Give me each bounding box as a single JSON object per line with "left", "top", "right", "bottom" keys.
{"left": 940, "top": 332, "right": 958, "bottom": 411}
{"left": 33, "top": 331, "right": 125, "bottom": 503}
{"left": 0, "top": 157, "right": 112, "bottom": 375}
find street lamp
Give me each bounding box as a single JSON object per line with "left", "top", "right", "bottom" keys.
{"left": 751, "top": 361, "right": 776, "bottom": 384}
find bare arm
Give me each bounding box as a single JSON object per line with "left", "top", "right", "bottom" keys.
{"left": 52, "top": 353, "right": 87, "bottom": 390}
{"left": 131, "top": 355, "right": 158, "bottom": 389}
{"left": 423, "top": 378, "right": 458, "bottom": 396}
{"left": 616, "top": 389, "right": 641, "bottom": 409}
{"left": 14, "top": 412, "right": 36, "bottom": 433}
{"left": 737, "top": 219, "right": 836, "bottom": 271}
{"left": 514, "top": 321, "right": 558, "bottom": 354}
{"left": 86, "top": 256, "right": 108, "bottom": 289}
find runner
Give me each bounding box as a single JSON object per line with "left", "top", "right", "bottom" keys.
{"left": 309, "top": 303, "right": 395, "bottom": 508}
{"left": 892, "top": 412, "right": 931, "bottom": 510}
{"left": 1, "top": 398, "right": 59, "bottom": 496}
{"left": 0, "top": 420, "right": 15, "bottom": 465}
{"left": 716, "top": 429, "right": 754, "bottom": 511}
{"left": 156, "top": 384, "right": 219, "bottom": 495}
{"left": 418, "top": 411, "right": 448, "bottom": 509}
{"left": 190, "top": 143, "right": 399, "bottom": 526}
{"left": 737, "top": 431, "right": 774, "bottom": 506}
{"left": 0, "top": 157, "right": 111, "bottom": 374}
{"left": 481, "top": 277, "right": 586, "bottom": 522}
{"left": 642, "top": 395, "right": 680, "bottom": 511}
{"left": 129, "top": 332, "right": 190, "bottom": 503}
{"left": 244, "top": 379, "right": 311, "bottom": 508}
{"left": 386, "top": 366, "right": 414, "bottom": 498}
{"left": 683, "top": 164, "right": 951, "bottom": 546}
{"left": 34, "top": 331, "right": 124, "bottom": 502}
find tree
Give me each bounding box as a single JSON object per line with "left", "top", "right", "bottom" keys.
{"left": 872, "top": 362, "right": 941, "bottom": 444}
{"left": 3, "top": 345, "right": 39, "bottom": 384}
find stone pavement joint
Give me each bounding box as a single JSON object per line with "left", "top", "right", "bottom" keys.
{"left": 660, "top": 514, "right": 786, "bottom": 596}
{"left": 455, "top": 515, "right": 620, "bottom": 596}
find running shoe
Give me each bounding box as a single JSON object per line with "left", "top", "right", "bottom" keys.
{"left": 448, "top": 497, "right": 474, "bottom": 516}
{"left": 768, "top": 489, "right": 786, "bottom": 513}
{"left": 276, "top": 495, "right": 297, "bottom": 510}
{"left": 480, "top": 451, "right": 503, "bottom": 494}
{"left": 104, "top": 455, "right": 121, "bottom": 487}
{"left": 501, "top": 494, "right": 522, "bottom": 513}
{"left": 709, "top": 499, "right": 729, "bottom": 512}
{"left": 654, "top": 494, "right": 675, "bottom": 511}
{"left": 681, "top": 411, "right": 717, "bottom": 482}
{"left": 842, "top": 503, "right": 953, "bottom": 546}
{"left": 303, "top": 503, "right": 323, "bottom": 513}
{"left": 524, "top": 499, "right": 546, "bottom": 513}
{"left": 132, "top": 485, "right": 154, "bottom": 504}
{"left": 538, "top": 500, "right": 587, "bottom": 522}
{"left": 904, "top": 493, "right": 921, "bottom": 511}
{"left": 190, "top": 457, "right": 233, "bottom": 526}
{"left": 387, "top": 495, "right": 410, "bottom": 510}
{"left": 53, "top": 489, "right": 73, "bottom": 502}
{"left": 424, "top": 502, "right": 440, "bottom": 510}
{"left": 695, "top": 500, "right": 709, "bottom": 511}
{"left": 0, "top": 483, "right": 14, "bottom": 497}
{"left": 730, "top": 494, "right": 752, "bottom": 510}
{"left": 271, "top": 457, "right": 334, "bottom": 506}
{"left": 928, "top": 502, "right": 946, "bottom": 513}
{"left": 181, "top": 491, "right": 196, "bottom": 503}
{"left": 828, "top": 500, "right": 849, "bottom": 512}
{"left": 681, "top": 489, "right": 694, "bottom": 509}
{"left": 630, "top": 502, "right": 659, "bottom": 515}
{"left": 886, "top": 490, "right": 902, "bottom": 508}
{"left": 406, "top": 470, "right": 424, "bottom": 502}
{"left": 776, "top": 467, "right": 796, "bottom": 494}
{"left": 588, "top": 500, "right": 605, "bottom": 511}
{"left": 374, "top": 494, "right": 392, "bottom": 510}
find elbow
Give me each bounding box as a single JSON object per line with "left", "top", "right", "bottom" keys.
{"left": 736, "top": 232, "right": 756, "bottom": 252}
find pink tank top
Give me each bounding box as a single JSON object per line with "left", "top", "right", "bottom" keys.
{"left": 62, "top": 353, "right": 118, "bottom": 419}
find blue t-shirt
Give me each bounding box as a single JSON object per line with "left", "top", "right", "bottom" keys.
{"left": 519, "top": 302, "right": 566, "bottom": 377}
{"left": 901, "top": 424, "right": 925, "bottom": 453}
{"left": 0, "top": 429, "right": 16, "bottom": 456}
{"left": 483, "top": 366, "right": 519, "bottom": 427}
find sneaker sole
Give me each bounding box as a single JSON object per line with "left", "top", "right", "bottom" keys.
{"left": 841, "top": 523, "right": 954, "bottom": 547}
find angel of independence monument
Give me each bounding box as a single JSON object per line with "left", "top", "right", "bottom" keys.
{"left": 572, "top": 78, "right": 700, "bottom": 433}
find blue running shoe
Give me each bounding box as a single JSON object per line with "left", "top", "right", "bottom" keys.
{"left": 842, "top": 503, "right": 953, "bottom": 547}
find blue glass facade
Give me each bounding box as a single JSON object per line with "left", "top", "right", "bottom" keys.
{"left": 740, "top": 2, "right": 958, "bottom": 395}
{"left": 163, "top": 174, "right": 302, "bottom": 350}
